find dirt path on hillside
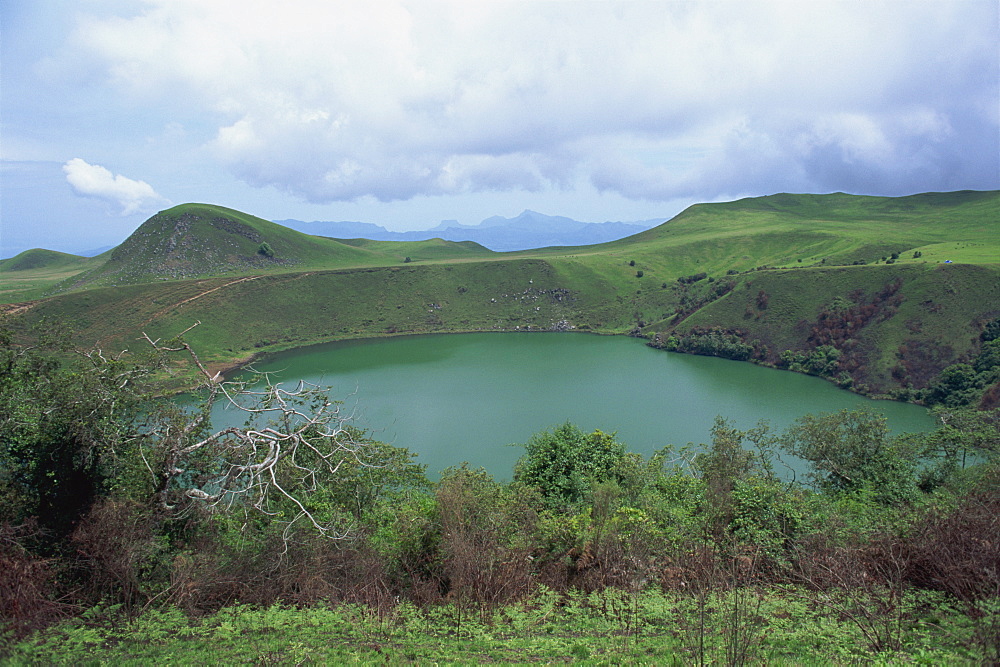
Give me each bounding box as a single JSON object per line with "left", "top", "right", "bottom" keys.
{"left": 141, "top": 275, "right": 263, "bottom": 328}
{"left": 0, "top": 301, "right": 36, "bottom": 318}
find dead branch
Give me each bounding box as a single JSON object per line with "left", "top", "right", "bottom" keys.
{"left": 140, "top": 324, "right": 375, "bottom": 539}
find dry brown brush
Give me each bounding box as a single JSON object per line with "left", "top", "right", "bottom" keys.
{"left": 0, "top": 522, "right": 78, "bottom": 644}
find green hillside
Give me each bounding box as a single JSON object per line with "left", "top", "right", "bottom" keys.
{"left": 0, "top": 248, "right": 90, "bottom": 272}
{"left": 335, "top": 236, "right": 495, "bottom": 261}
{"left": 46, "top": 203, "right": 492, "bottom": 292}
{"left": 0, "top": 249, "right": 103, "bottom": 302}
{"left": 657, "top": 263, "right": 1000, "bottom": 395}
{"left": 563, "top": 189, "right": 998, "bottom": 274}
{"left": 2, "top": 191, "right": 998, "bottom": 401}
{"left": 51, "top": 204, "right": 382, "bottom": 290}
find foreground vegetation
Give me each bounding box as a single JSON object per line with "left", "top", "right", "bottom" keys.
{"left": 2, "top": 329, "right": 998, "bottom": 664}
{"left": 9, "top": 587, "right": 994, "bottom": 664}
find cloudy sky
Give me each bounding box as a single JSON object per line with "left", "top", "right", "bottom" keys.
{"left": 2, "top": 1, "right": 998, "bottom": 258}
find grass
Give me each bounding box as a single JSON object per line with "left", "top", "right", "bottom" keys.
{"left": 5, "top": 587, "right": 981, "bottom": 665}
{"left": 0, "top": 250, "right": 103, "bottom": 303}
{"left": 8, "top": 259, "right": 593, "bottom": 387}
{"left": 2, "top": 190, "right": 997, "bottom": 395}
{"left": 908, "top": 242, "right": 998, "bottom": 264}
{"left": 675, "top": 262, "right": 1000, "bottom": 392}
{"left": 337, "top": 237, "right": 496, "bottom": 262}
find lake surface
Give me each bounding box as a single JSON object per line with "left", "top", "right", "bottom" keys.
{"left": 224, "top": 332, "right": 936, "bottom": 478}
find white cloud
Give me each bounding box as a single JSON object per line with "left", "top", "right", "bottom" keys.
{"left": 63, "top": 158, "right": 167, "bottom": 215}
{"left": 63, "top": 0, "right": 998, "bottom": 204}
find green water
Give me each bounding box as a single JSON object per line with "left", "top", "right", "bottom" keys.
{"left": 226, "top": 332, "right": 936, "bottom": 478}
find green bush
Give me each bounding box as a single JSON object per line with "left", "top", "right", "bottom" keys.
{"left": 781, "top": 409, "right": 918, "bottom": 505}
{"left": 513, "top": 423, "right": 641, "bottom": 508}
{"left": 779, "top": 345, "right": 841, "bottom": 377}
{"left": 927, "top": 363, "right": 980, "bottom": 407}
{"left": 0, "top": 327, "right": 153, "bottom": 543}
{"left": 670, "top": 328, "right": 756, "bottom": 361}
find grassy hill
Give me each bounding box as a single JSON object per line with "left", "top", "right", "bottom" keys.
{"left": 51, "top": 204, "right": 388, "bottom": 290}
{"left": 0, "top": 248, "right": 90, "bottom": 272}
{"left": 2, "top": 191, "right": 997, "bottom": 400}
{"left": 553, "top": 189, "right": 998, "bottom": 275}
{"left": 0, "top": 249, "right": 104, "bottom": 302}
{"left": 45, "top": 203, "right": 492, "bottom": 293}
{"left": 660, "top": 262, "right": 999, "bottom": 394}
{"left": 334, "top": 236, "right": 495, "bottom": 261}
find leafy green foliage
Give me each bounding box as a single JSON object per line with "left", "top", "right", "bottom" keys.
{"left": 6, "top": 587, "right": 976, "bottom": 665}
{"left": 780, "top": 344, "right": 841, "bottom": 377}
{"left": 899, "top": 407, "right": 1000, "bottom": 491}
{"left": 314, "top": 431, "right": 428, "bottom": 520}
{"left": 2, "top": 403, "right": 997, "bottom": 662}
{"left": 924, "top": 337, "right": 1000, "bottom": 407}
{"left": 367, "top": 490, "right": 440, "bottom": 589}
{"left": 927, "top": 363, "right": 980, "bottom": 406}
{"left": 983, "top": 317, "right": 1000, "bottom": 343}
{"left": 661, "top": 326, "right": 757, "bottom": 361}
{"left": 975, "top": 339, "right": 1000, "bottom": 373}
{"left": 692, "top": 418, "right": 803, "bottom": 553}
{"left": 513, "top": 423, "right": 641, "bottom": 507}
{"left": 781, "top": 409, "right": 918, "bottom": 505}
{"left": 0, "top": 327, "right": 154, "bottom": 542}
{"left": 695, "top": 418, "right": 775, "bottom": 491}
{"left": 677, "top": 271, "right": 708, "bottom": 284}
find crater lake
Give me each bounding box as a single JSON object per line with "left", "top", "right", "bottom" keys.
{"left": 220, "top": 332, "right": 936, "bottom": 478}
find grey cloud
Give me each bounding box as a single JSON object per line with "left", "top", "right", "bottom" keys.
{"left": 69, "top": 0, "right": 998, "bottom": 205}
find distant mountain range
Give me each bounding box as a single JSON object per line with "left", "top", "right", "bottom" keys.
{"left": 274, "top": 210, "right": 663, "bottom": 251}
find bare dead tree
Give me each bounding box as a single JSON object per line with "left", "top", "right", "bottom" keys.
{"left": 139, "top": 324, "right": 377, "bottom": 540}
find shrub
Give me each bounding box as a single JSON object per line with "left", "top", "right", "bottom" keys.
{"left": 0, "top": 328, "right": 151, "bottom": 544}
{"left": 436, "top": 466, "right": 536, "bottom": 611}
{"left": 781, "top": 410, "right": 918, "bottom": 505}
{"left": 678, "top": 272, "right": 708, "bottom": 284}
{"left": 513, "top": 423, "right": 641, "bottom": 508}
{"left": 926, "top": 363, "right": 980, "bottom": 407}
{"left": 0, "top": 522, "right": 75, "bottom": 642}
{"left": 904, "top": 491, "right": 1000, "bottom": 605}
{"left": 667, "top": 327, "right": 756, "bottom": 361}
{"left": 982, "top": 317, "right": 1000, "bottom": 342}
{"left": 70, "top": 499, "right": 168, "bottom": 610}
